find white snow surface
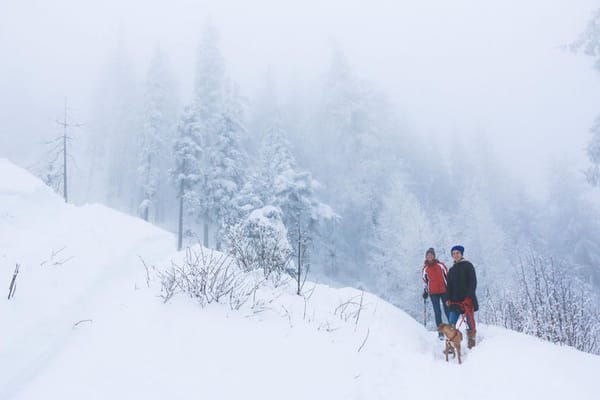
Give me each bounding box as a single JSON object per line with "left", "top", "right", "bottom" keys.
{"left": 1, "top": 158, "right": 599, "bottom": 399}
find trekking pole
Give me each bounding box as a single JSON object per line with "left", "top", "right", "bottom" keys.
{"left": 423, "top": 297, "right": 427, "bottom": 327}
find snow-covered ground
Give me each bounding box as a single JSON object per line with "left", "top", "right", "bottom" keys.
{"left": 1, "top": 158, "right": 599, "bottom": 400}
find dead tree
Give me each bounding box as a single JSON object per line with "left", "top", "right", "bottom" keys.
{"left": 294, "top": 220, "right": 310, "bottom": 296}
{"left": 45, "top": 97, "right": 83, "bottom": 203}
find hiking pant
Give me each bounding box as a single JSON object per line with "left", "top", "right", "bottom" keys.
{"left": 449, "top": 310, "right": 476, "bottom": 334}
{"left": 430, "top": 293, "right": 450, "bottom": 327}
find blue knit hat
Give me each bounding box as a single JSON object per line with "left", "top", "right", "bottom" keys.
{"left": 451, "top": 245, "right": 464, "bottom": 255}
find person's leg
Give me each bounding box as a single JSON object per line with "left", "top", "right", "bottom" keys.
{"left": 466, "top": 309, "right": 477, "bottom": 348}
{"left": 465, "top": 312, "right": 476, "bottom": 332}
{"left": 448, "top": 310, "right": 459, "bottom": 326}
{"left": 430, "top": 294, "right": 443, "bottom": 327}
{"left": 441, "top": 293, "right": 450, "bottom": 322}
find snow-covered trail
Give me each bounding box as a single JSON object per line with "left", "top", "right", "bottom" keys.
{"left": 1, "top": 159, "right": 600, "bottom": 400}
{"left": 0, "top": 159, "right": 175, "bottom": 398}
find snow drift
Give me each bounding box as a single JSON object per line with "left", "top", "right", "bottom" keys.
{"left": 0, "top": 158, "right": 599, "bottom": 400}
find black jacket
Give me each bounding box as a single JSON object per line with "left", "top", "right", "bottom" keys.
{"left": 446, "top": 259, "right": 479, "bottom": 312}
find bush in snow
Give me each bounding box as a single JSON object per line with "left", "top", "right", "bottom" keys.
{"left": 157, "top": 246, "right": 261, "bottom": 310}
{"left": 226, "top": 205, "right": 293, "bottom": 281}
{"left": 483, "top": 253, "right": 600, "bottom": 355}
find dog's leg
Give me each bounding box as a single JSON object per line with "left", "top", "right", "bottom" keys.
{"left": 457, "top": 345, "right": 462, "bottom": 364}
{"left": 445, "top": 341, "right": 449, "bottom": 362}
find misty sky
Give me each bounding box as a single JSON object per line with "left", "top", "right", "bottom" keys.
{"left": 1, "top": 0, "right": 599, "bottom": 196}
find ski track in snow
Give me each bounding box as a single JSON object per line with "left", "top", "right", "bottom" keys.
{"left": 0, "top": 209, "right": 174, "bottom": 398}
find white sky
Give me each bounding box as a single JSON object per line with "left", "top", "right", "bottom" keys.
{"left": 1, "top": 0, "right": 599, "bottom": 194}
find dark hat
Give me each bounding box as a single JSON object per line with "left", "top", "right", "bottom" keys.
{"left": 451, "top": 245, "right": 465, "bottom": 255}
{"left": 426, "top": 247, "right": 435, "bottom": 257}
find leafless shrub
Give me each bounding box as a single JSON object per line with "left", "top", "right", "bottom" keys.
{"left": 357, "top": 328, "right": 370, "bottom": 353}
{"left": 335, "top": 291, "right": 366, "bottom": 326}
{"left": 246, "top": 282, "right": 279, "bottom": 315}
{"left": 73, "top": 319, "right": 93, "bottom": 329}
{"left": 317, "top": 321, "right": 339, "bottom": 332}
{"left": 154, "top": 246, "right": 261, "bottom": 310}
{"left": 483, "top": 253, "right": 600, "bottom": 355}
{"left": 229, "top": 279, "right": 261, "bottom": 311}
{"left": 40, "top": 247, "right": 73, "bottom": 266}
{"left": 138, "top": 256, "right": 155, "bottom": 288}
{"left": 156, "top": 263, "right": 178, "bottom": 303}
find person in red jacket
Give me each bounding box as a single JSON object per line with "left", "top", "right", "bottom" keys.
{"left": 422, "top": 248, "right": 450, "bottom": 339}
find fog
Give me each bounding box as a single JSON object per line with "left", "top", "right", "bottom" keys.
{"left": 1, "top": 0, "right": 599, "bottom": 193}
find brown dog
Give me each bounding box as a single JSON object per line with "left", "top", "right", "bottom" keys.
{"left": 438, "top": 323, "right": 463, "bottom": 364}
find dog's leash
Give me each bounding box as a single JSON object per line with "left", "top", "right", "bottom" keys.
{"left": 448, "top": 328, "right": 460, "bottom": 342}
{"left": 447, "top": 300, "right": 474, "bottom": 331}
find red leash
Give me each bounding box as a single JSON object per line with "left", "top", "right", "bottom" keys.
{"left": 448, "top": 327, "right": 460, "bottom": 342}
{"left": 447, "top": 298, "right": 476, "bottom": 334}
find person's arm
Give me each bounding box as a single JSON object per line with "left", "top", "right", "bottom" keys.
{"left": 467, "top": 262, "right": 477, "bottom": 298}
{"left": 446, "top": 269, "right": 453, "bottom": 302}
{"left": 438, "top": 262, "right": 448, "bottom": 283}
{"left": 422, "top": 266, "right": 429, "bottom": 298}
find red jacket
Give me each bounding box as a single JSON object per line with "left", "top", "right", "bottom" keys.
{"left": 422, "top": 260, "right": 448, "bottom": 295}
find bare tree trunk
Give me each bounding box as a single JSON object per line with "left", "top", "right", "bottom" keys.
{"left": 63, "top": 97, "right": 68, "bottom": 203}
{"left": 203, "top": 215, "right": 209, "bottom": 248}
{"left": 297, "top": 225, "right": 302, "bottom": 295}
{"left": 177, "top": 179, "right": 184, "bottom": 251}
{"left": 143, "top": 153, "right": 151, "bottom": 222}
{"left": 215, "top": 218, "right": 222, "bottom": 251}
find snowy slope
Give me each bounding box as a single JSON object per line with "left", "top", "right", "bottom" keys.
{"left": 1, "top": 158, "right": 599, "bottom": 400}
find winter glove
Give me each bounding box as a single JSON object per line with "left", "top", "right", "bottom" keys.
{"left": 422, "top": 290, "right": 428, "bottom": 300}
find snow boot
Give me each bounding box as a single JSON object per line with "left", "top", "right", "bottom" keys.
{"left": 467, "top": 329, "right": 476, "bottom": 349}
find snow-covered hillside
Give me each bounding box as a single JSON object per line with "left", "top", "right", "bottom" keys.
{"left": 1, "top": 158, "right": 599, "bottom": 400}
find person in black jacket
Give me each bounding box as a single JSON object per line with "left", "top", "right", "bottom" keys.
{"left": 446, "top": 245, "right": 478, "bottom": 349}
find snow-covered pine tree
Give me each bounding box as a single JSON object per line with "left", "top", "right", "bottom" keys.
{"left": 572, "top": 8, "right": 600, "bottom": 70}
{"left": 193, "top": 21, "right": 226, "bottom": 247}
{"left": 227, "top": 205, "right": 293, "bottom": 278}
{"left": 208, "top": 81, "right": 247, "bottom": 249}
{"left": 312, "top": 46, "right": 395, "bottom": 280}
{"left": 252, "top": 119, "right": 295, "bottom": 205}
{"left": 573, "top": 9, "right": 600, "bottom": 187}
{"left": 252, "top": 119, "right": 335, "bottom": 291}
{"left": 541, "top": 161, "right": 600, "bottom": 288}
{"left": 194, "top": 21, "right": 225, "bottom": 124}
{"left": 138, "top": 46, "right": 178, "bottom": 222}
{"left": 451, "top": 177, "right": 510, "bottom": 292}
{"left": 367, "top": 175, "right": 432, "bottom": 317}
{"left": 585, "top": 116, "right": 600, "bottom": 187}
{"left": 172, "top": 105, "right": 203, "bottom": 251}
